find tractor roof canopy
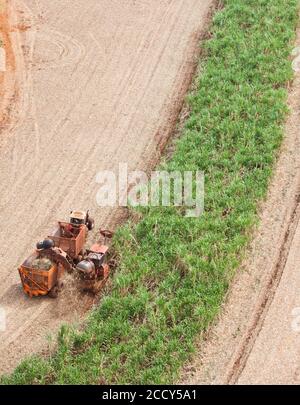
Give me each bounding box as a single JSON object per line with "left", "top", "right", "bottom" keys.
{"left": 70, "top": 210, "right": 86, "bottom": 220}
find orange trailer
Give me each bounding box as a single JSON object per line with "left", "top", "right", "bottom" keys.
{"left": 18, "top": 247, "right": 70, "bottom": 298}
{"left": 48, "top": 222, "right": 87, "bottom": 261}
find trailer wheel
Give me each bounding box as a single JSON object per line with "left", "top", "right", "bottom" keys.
{"left": 87, "top": 218, "right": 95, "bottom": 231}
{"left": 49, "top": 285, "right": 59, "bottom": 298}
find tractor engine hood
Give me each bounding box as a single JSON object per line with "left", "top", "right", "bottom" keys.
{"left": 76, "top": 260, "right": 95, "bottom": 279}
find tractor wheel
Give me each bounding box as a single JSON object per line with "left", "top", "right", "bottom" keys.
{"left": 87, "top": 218, "right": 95, "bottom": 231}
{"left": 49, "top": 285, "right": 59, "bottom": 299}
{"left": 57, "top": 281, "right": 64, "bottom": 291}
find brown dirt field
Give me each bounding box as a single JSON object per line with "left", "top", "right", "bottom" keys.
{"left": 0, "top": 0, "right": 16, "bottom": 126}
{"left": 181, "top": 27, "right": 300, "bottom": 385}
{"left": 0, "top": 0, "right": 213, "bottom": 374}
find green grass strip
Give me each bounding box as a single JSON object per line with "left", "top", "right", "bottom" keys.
{"left": 2, "top": 0, "right": 299, "bottom": 384}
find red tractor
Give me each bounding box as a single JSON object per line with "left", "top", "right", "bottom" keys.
{"left": 75, "top": 230, "right": 113, "bottom": 294}
{"left": 18, "top": 212, "right": 112, "bottom": 298}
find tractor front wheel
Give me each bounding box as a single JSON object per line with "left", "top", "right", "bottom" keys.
{"left": 87, "top": 218, "right": 95, "bottom": 231}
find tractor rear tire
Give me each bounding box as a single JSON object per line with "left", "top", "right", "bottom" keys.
{"left": 49, "top": 285, "right": 59, "bottom": 298}
{"left": 87, "top": 218, "right": 95, "bottom": 231}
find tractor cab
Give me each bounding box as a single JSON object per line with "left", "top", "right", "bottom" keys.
{"left": 70, "top": 210, "right": 95, "bottom": 230}
{"left": 70, "top": 211, "right": 86, "bottom": 227}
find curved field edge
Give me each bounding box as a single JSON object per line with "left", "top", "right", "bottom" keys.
{"left": 2, "top": 0, "right": 299, "bottom": 385}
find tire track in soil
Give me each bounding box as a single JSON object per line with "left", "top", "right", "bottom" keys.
{"left": 226, "top": 191, "right": 300, "bottom": 384}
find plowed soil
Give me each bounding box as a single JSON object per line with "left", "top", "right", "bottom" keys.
{"left": 0, "top": 0, "right": 213, "bottom": 374}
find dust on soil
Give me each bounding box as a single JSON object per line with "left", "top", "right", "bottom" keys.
{"left": 0, "top": 0, "right": 16, "bottom": 126}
